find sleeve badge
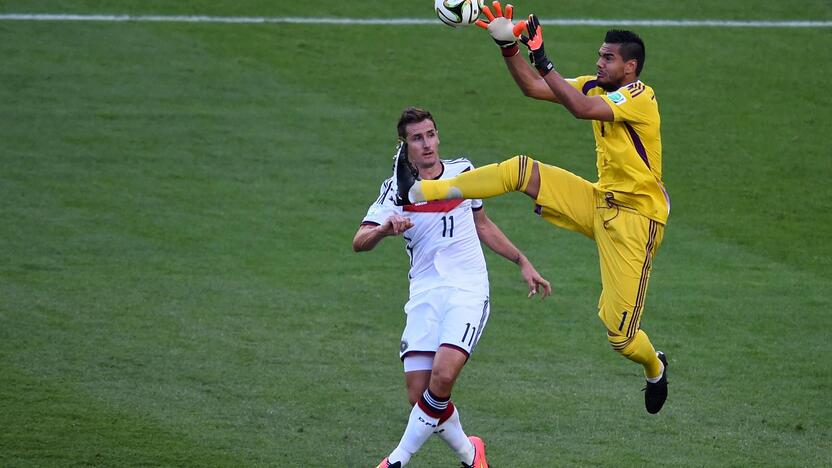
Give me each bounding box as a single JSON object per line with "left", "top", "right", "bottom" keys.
{"left": 607, "top": 91, "right": 627, "bottom": 105}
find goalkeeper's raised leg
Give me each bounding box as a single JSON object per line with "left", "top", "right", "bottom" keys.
{"left": 395, "top": 150, "right": 539, "bottom": 206}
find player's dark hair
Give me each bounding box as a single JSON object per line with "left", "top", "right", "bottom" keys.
{"left": 397, "top": 107, "right": 436, "bottom": 139}
{"left": 605, "top": 30, "right": 645, "bottom": 75}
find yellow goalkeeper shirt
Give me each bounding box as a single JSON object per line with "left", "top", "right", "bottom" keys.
{"left": 568, "top": 75, "right": 670, "bottom": 224}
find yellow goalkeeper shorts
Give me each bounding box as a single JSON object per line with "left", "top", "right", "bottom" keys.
{"left": 533, "top": 163, "right": 665, "bottom": 337}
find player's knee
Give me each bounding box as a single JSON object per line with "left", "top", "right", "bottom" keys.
{"left": 428, "top": 367, "right": 458, "bottom": 396}
{"left": 404, "top": 371, "right": 430, "bottom": 406}
{"left": 498, "top": 155, "right": 535, "bottom": 192}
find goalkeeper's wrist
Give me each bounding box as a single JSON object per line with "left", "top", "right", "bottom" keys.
{"left": 534, "top": 56, "right": 555, "bottom": 76}
{"left": 501, "top": 43, "right": 519, "bottom": 57}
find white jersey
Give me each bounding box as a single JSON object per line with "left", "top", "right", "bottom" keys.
{"left": 361, "top": 158, "right": 489, "bottom": 297}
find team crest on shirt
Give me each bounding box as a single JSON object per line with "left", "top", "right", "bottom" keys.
{"left": 608, "top": 91, "right": 627, "bottom": 105}
{"left": 400, "top": 340, "right": 409, "bottom": 353}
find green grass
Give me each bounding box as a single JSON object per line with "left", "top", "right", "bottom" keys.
{"left": 1, "top": 1, "right": 830, "bottom": 466}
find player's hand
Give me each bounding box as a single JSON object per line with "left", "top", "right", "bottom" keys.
{"left": 519, "top": 14, "right": 554, "bottom": 75}
{"left": 518, "top": 255, "right": 552, "bottom": 299}
{"left": 380, "top": 215, "right": 413, "bottom": 237}
{"left": 475, "top": 1, "right": 527, "bottom": 49}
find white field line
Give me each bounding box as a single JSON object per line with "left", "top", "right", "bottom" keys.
{"left": 0, "top": 13, "right": 830, "bottom": 28}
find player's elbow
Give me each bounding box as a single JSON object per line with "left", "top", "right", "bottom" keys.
{"left": 568, "top": 102, "right": 594, "bottom": 120}
{"left": 475, "top": 228, "right": 487, "bottom": 242}
{"left": 521, "top": 86, "right": 540, "bottom": 99}
{"left": 474, "top": 221, "right": 495, "bottom": 242}
{"left": 569, "top": 107, "right": 588, "bottom": 119}
{"left": 352, "top": 236, "right": 368, "bottom": 252}
{"left": 523, "top": 86, "right": 553, "bottom": 102}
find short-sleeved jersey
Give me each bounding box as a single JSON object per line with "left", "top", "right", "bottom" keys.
{"left": 567, "top": 75, "right": 670, "bottom": 224}
{"left": 361, "top": 158, "right": 489, "bottom": 297}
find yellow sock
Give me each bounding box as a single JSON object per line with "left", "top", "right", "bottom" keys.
{"left": 420, "top": 155, "right": 533, "bottom": 201}
{"left": 609, "top": 330, "right": 663, "bottom": 379}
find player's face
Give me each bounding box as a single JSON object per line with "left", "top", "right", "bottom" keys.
{"left": 404, "top": 119, "right": 440, "bottom": 171}
{"left": 596, "top": 43, "right": 634, "bottom": 91}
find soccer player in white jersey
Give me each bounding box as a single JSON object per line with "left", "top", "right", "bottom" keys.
{"left": 353, "top": 107, "right": 551, "bottom": 468}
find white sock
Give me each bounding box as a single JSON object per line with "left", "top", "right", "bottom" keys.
{"left": 388, "top": 402, "right": 440, "bottom": 466}
{"left": 407, "top": 182, "right": 462, "bottom": 204}
{"left": 435, "top": 406, "right": 475, "bottom": 465}
{"left": 646, "top": 360, "right": 665, "bottom": 383}
{"left": 408, "top": 181, "right": 426, "bottom": 203}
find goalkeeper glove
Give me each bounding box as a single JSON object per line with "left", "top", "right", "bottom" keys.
{"left": 519, "top": 14, "right": 554, "bottom": 76}
{"left": 475, "top": 1, "right": 527, "bottom": 56}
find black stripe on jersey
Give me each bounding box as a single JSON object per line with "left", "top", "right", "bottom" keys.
{"left": 624, "top": 123, "right": 650, "bottom": 169}
{"left": 516, "top": 155, "right": 528, "bottom": 191}
{"left": 471, "top": 298, "right": 490, "bottom": 352}
{"left": 610, "top": 335, "right": 633, "bottom": 351}
{"left": 376, "top": 178, "right": 393, "bottom": 204}
{"left": 442, "top": 158, "right": 474, "bottom": 180}
{"left": 430, "top": 158, "right": 472, "bottom": 181}
{"left": 432, "top": 163, "right": 446, "bottom": 180}
{"left": 582, "top": 79, "right": 599, "bottom": 95}
{"left": 403, "top": 234, "right": 415, "bottom": 274}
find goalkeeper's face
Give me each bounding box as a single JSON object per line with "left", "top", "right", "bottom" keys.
{"left": 404, "top": 119, "right": 441, "bottom": 172}
{"left": 596, "top": 43, "right": 632, "bottom": 91}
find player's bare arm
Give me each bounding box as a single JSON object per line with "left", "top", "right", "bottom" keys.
{"left": 473, "top": 208, "right": 551, "bottom": 298}
{"left": 505, "top": 52, "right": 561, "bottom": 102}
{"left": 541, "top": 71, "right": 614, "bottom": 121}
{"left": 476, "top": 1, "right": 560, "bottom": 102}
{"left": 352, "top": 215, "right": 413, "bottom": 252}
{"left": 520, "top": 14, "right": 615, "bottom": 121}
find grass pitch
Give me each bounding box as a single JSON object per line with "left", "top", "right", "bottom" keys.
{"left": 1, "top": 1, "right": 830, "bottom": 466}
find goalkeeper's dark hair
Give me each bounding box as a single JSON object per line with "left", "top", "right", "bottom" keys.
{"left": 605, "top": 30, "right": 645, "bottom": 76}
{"left": 397, "top": 107, "right": 437, "bottom": 140}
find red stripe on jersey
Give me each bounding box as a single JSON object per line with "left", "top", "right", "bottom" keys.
{"left": 403, "top": 199, "right": 464, "bottom": 212}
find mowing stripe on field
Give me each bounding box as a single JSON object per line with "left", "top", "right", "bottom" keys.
{"left": 0, "top": 14, "right": 831, "bottom": 28}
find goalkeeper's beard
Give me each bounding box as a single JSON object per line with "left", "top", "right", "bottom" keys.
{"left": 599, "top": 80, "right": 621, "bottom": 92}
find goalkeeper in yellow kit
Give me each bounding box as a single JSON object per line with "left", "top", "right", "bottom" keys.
{"left": 393, "top": 2, "right": 671, "bottom": 413}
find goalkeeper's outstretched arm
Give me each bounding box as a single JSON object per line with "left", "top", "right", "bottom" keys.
{"left": 477, "top": 1, "right": 560, "bottom": 103}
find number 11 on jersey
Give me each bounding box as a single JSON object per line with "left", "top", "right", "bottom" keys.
{"left": 441, "top": 215, "right": 454, "bottom": 237}
{"left": 461, "top": 322, "right": 476, "bottom": 346}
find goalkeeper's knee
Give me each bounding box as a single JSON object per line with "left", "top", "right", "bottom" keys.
{"left": 497, "top": 155, "right": 534, "bottom": 193}
{"left": 608, "top": 332, "right": 635, "bottom": 356}
{"left": 607, "top": 330, "right": 662, "bottom": 377}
